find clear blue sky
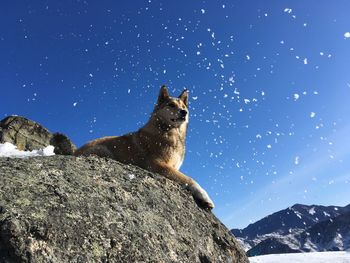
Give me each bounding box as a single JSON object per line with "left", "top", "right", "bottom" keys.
{"left": 1, "top": 1, "right": 349, "bottom": 229}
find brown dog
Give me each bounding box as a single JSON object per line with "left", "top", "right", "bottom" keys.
{"left": 74, "top": 86, "right": 214, "bottom": 209}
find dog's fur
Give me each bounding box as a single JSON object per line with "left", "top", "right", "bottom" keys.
{"left": 74, "top": 86, "right": 214, "bottom": 209}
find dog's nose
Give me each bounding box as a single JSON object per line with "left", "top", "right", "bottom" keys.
{"left": 180, "top": 110, "right": 187, "bottom": 117}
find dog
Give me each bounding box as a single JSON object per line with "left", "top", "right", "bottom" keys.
{"left": 74, "top": 86, "right": 214, "bottom": 209}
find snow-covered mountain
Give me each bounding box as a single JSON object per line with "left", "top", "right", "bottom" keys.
{"left": 231, "top": 204, "right": 350, "bottom": 256}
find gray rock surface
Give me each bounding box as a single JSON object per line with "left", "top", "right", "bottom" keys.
{"left": 0, "top": 116, "right": 76, "bottom": 155}
{"left": 0, "top": 155, "right": 248, "bottom": 263}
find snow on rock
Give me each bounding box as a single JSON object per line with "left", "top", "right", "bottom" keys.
{"left": 249, "top": 251, "right": 350, "bottom": 263}
{"left": 323, "top": 211, "right": 331, "bottom": 217}
{"left": 308, "top": 207, "right": 316, "bottom": 215}
{"left": 294, "top": 210, "right": 302, "bottom": 219}
{"left": 128, "top": 173, "right": 136, "bottom": 180}
{"left": 0, "top": 142, "right": 55, "bottom": 158}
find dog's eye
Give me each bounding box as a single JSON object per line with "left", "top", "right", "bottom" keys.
{"left": 168, "top": 103, "right": 176, "bottom": 108}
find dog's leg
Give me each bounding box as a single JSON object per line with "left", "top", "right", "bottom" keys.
{"left": 149, "top": 162, "right": 215, "bottom": 209}
{"left": 187, "top": 181, "right": 215, "bottom": 210}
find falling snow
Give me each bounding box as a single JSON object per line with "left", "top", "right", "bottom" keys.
{"left": 1, "top": 1, "right": 349, "bottom": 231}
{"left": 295, "top": 156, "right": 300, "bottom": 165}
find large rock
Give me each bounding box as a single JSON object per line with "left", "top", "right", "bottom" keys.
{"left": 0, "top": 155, "right": 248, "bottom": 263}
{"left": 0, "top": 116, "right": 76, "bottom": 155}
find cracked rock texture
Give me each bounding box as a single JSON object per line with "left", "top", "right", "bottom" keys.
{"left": 0, "top": 116, "right": 76, "bottom": 155}
{"left": 0, "top": 155, "right": 248, "bottom": 263}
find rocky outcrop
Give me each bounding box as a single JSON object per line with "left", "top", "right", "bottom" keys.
{"left": 247, "top": 237, "right": 300, "bottom": 257}
{"left": 0, "top": 155, "right": 248, "bottom": 263}
{"left": 0, "top": 116, "right": 76, "bottom": 155}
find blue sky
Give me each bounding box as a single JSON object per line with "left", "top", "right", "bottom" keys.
{"left": 1, "top": 1, "right": 349, "bottom": 229}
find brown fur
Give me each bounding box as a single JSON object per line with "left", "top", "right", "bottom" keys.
{"left": 74, "top": 86, "right": 214, "bottom": 209}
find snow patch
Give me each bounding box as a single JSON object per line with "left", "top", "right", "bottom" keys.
{"left": 308, "top": 207, "right": 316, "bottom": 215}
{"left": 0, "top": 142, "right": 55, "bottom": 158}
{"left": 294, "top": 210, "right": 302, "bottom": 219}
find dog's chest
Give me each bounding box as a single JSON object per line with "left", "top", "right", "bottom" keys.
{"left": 172, "top": 150, "right": 184, "bottom": 170}
{"left": 145, "top": 129, "right": 186, "bottom": 170}
{"left": 163, "top": 142, "right": 185, "bottom": 170}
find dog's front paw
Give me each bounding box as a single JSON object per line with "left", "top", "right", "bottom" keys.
{"left": 188, "top": 182, "right": 215, "bottom": 210}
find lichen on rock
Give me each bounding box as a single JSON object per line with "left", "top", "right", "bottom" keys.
{"left": 0, "top": 155, "right": 248, "bottom": 263}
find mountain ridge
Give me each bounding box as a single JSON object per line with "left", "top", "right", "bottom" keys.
{"left": 231, "top": 203, "right": 350, "bottom": 256}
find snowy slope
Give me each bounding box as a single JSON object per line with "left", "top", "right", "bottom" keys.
{"left": 249, "top": 251, "right": 350, "bottom": 263}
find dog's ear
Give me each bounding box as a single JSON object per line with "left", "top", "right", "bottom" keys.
{"left": 178, "top": 89, "right": 188, "bottom": 107}
{"left": 157, "top": 85, "right": 170, "bottom": 105}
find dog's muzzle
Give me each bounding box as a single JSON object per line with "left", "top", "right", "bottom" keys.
{"left": 171, "top": 110, "right": 187, "bottom": 122}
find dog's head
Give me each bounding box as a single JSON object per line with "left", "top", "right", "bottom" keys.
{"left": 153, "top": 85, "right": 189, "bottom": 128}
